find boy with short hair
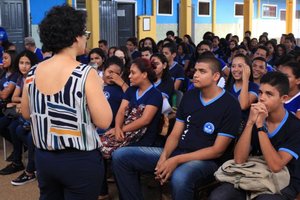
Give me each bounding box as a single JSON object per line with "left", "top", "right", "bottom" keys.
{"left": 140, "top": 47, "right": 153, "bottom": 60}
{"left": 210, "top": 72, "right": 300, "bottom": 200}
{"left": 162, "top": 42, "right": 184, "bottom": 90}
{"left": 112, "top": 57, "right": 241, "bottom": 200}
{"left": 252, "top": 57, "right": 267, "bottom": 85}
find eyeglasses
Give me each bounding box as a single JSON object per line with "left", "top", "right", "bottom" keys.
{"left": 84, "top": 31, "right": 91, "bottom": 40}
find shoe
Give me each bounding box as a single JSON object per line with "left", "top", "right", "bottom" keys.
{"left": 11, "top": 171, "right": 36, "bottom": 186}
{"left": 98, "top": 194, "right": 110, "bottom": 200}
{"left": 0, "top": 163, "right": 24, "bottom": 175}
{"left": 6, "top": 152, "right": 14, "bottom": 162}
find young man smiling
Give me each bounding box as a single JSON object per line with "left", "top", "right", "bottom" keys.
{"left": 111, "top": 57, "right": 241, "bottom": 200}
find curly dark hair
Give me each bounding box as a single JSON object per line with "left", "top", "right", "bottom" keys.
{"left": 38, "top": 4, "right": 87, "bottom": 54}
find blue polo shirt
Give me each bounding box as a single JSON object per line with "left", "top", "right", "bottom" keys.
{"left": 251, "top": 111, "right": 300, "bottom": 193}
{"left": 154, "top": 76, "right": 174, "bottom": 99}
{"left": 103, "top": 84, "right": 124, "bottom": 128}
{"left": 169, "top": 62, "right": 185, "bottom": 82}
{"left": 124, "top": 85, "right": 163, "bottom": 146}
{"left": 176, "top": 88, "right": 241, "bottom": 163}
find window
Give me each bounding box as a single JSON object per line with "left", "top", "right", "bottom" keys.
{"left": 234, "top": 3, "right": 243, "bottom": 17}
{"left": 280, "top": 10, "right": 286, "bottom": 21}
{"left": 75, "top": 0, "right": 86, "bottom": 10}
{"left": 262, "top": 4, "right": 277, "bottom": 18}
{"left": 198, "top": 1, "right": 210, "bottom": 16}
{"left": 158, "top": 0, "right": 172, "bottom": 15}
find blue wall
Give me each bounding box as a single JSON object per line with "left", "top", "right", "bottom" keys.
{"left": 31, "top": 0, "right": 66, "bottom": 24}
{"left": 137, "top": 0, "right": 153, "bottom": 15}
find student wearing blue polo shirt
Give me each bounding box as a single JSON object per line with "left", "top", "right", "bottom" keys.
{"left": 151, "top": 54, "right": 174, "bottom": 101}
{"left": 162, "top": 43, "right": 184, "bottom": 90}
{"left": 226, "top": 54, "right": 258, "bottom": 122}
{"left": 210, "top": 72, "right": 300, "bottom": 200}
{"left": 279, "top": 62, "right": 300, "bottom": 119}
{"left": 104, "top": 58, "right": 163, "bottom": 147}
{"left": 112, "top": 57, "right": 241, "bottom": 200}
{"left": 102, "top": 56, "right": 127, "bottom": 130}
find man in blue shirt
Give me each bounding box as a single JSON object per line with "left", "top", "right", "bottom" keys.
{"left": 24, "top": 37, "right": 43, "bottom": 62}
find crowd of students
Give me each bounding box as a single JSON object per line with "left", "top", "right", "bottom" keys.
{"left": 0, "top": 4, "right": 300, "bottom": 200}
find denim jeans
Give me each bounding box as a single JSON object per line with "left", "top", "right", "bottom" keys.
{"left": 112, "top": 146, "right": 218, "bottom": 200}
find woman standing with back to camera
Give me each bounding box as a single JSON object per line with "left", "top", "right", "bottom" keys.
{"left": 21, "top": 4, "right": 112, "bottom": 200}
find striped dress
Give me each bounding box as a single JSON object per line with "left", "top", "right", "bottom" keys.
{"left": 26, "top": 64, "right": 100, "bottom": 151}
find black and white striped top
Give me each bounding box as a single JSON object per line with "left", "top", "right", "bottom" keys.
{"left": 26, "top": 64, "right": 100, "bottom": 151}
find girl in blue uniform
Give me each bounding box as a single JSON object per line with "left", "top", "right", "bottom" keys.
{"left": 226, "top": 54, "right": 258, "bottom": 122}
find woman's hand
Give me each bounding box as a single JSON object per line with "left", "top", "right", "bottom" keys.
{"left": 104, "top": 128, "right": 115, "bottom": 138}
{"left": 115, "top": 126, "right": 125, "bottom": 141}
{"left": 242, "top": 64, "right": 251, "bottom": 82}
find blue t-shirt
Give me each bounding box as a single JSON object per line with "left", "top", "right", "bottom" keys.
{"left": 103, "top": 84, "right": 124, "bottom": 128}
{"left": 284, "top": 91, "right": 300, "bottom": 116}
{"left": 251, "top": 111, "right": 300, "bottom": 193}
{"left": 176, "top": 88, "right": 241, "bottom": 163}
{"left": 123, "top": 85, "right": 163, "bottom": 146}
{"left": 169, "top": 62, "right": 185, "bottom": 82}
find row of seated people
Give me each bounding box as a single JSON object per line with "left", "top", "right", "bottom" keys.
{"left": 75, "top": 46, "right": 300, "bottom": 199}
{"left": 0, "top": 39, "right": 300, "bottom": 199}
{"left": 0, "top": 50, "right": 38, "bottom": 186}
{"left": 90, "top": 52, "right": 300, "bottom": 199}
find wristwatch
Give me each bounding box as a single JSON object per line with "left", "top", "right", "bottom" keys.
{"left": 257, "top": 126, "right": 268, "bottom": 133}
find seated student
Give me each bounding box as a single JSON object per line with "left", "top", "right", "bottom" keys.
{"left": 150, "top": 54, "right": 174, "bottom": 146}
{"left": 98, "top": 56, "right": 126, "bottom": 200}
{"left": 162, "top": 43, "right": 184, "bottom": 90}
{"left": 112, "top": 57, "right": 241, "bottom": 200}
{"left": 142, "top": 37, "right": 158, "bottom": 54}
{"left": 99, "top": 56, "right": 127, "bottom": 132}
{"left": 140, "top": 47, "right": 153, "bottom": 60}
{"left": 101, "top": 58, "right": 162, "bottom": 151}
{"left": 0, "top": 50, "right": 18, "bottom": 141}
{"left": 0, "top": 50, "right": 38, "bottom": 175}
{"left": 278, "top": 62, "right": 300, "bottom": 119}
{"left": 252, "top": 57, "right": 267, "bottom": 85}
{"left": 209, "top": 72, "right": 300, "bottom": 200}
{"left": 175, "top": 42, "right": 191, "bottom": 72}
{"left": 253, "top": 46, "right": 274, "bottom": 72}
{"left": 151, "top": 54, "right": 174, "bottom": 102}
{"left": 126, "top": 37, "right": 141, "bottom": 60}
{"left": 226, "top": 54, "right": 258, "bottom": 122}
{"left": 88, "top": 48, "right": 106, "bottom": 77}
{"left": 192, "top": 40, "right": 229, "bottom": 78}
